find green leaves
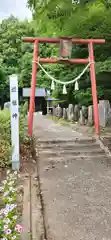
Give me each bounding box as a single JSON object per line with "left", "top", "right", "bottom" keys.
{"left": 73, "top": 87, "right": 104, "bottom": 106}
{"left": 19, "top": 52, "right": 32, "bottom": 87}
{"left": 0, "top": 15, "right": 35, "bottom": 95}
{"left": 0, "top": 0, "right": 111, "bottom": 107}
{"left": 25, "top": 0, "right": 111, "bottom": 105}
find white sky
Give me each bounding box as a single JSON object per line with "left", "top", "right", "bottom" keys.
{"left": 0, "top": 0, "right": 32, "bottom": 20}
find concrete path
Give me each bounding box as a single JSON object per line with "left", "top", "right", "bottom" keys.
{"left": 33, "top": 113, "right": 82, "bottom": 141}
{"left": 34, "top": 114, "right": 111, "bottom": 240}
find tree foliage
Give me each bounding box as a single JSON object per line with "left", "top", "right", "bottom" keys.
{"left": 26, "top": 0, "right": 111, "bottom": 104}
{"left": 0, "top": 15, "right": 35, "bottom": 104}
{"left": 1, "top": 0, "right": 111, "bottom": 106}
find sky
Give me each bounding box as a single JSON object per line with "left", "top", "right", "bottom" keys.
{"left": 0, "top": 0, "right": 32, "bottom": 20}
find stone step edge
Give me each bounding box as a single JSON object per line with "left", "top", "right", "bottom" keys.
{"left": 97, "top": 136, "right": 111, "bottom": 158}
{"left": 39, "top": 153, "right": 106, "bottom": 158}
{"left": 36, "top": 138, "right": 96, "bottom": 144}
{"left": 39, "top": 144, "right": 101, "bottom": 149}
{"left": 38, "top": 155, "right": 109, "bottom": 160}
{"left": 39, "top": 149, "right": 105, "bottom": 153}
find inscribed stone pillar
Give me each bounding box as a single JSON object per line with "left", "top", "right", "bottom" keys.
{"left": 67, "top": 104, "right": 74, "bottom": 121}
{"left": 4, "top": 102, "right": 10, "bottom": 109}
{"left": 88, "top": 105, "right": 93, "bottom": 125}
{"left": 79, "top": 109, "right": 85, "bottom": 125}
{"left": 52, "top": 106, "right": 56, "bottom": 117}
{"left": 63, "top": 108, "right": 67, "bottom": 119}
{"left": 98, "top": 100, "right": 110, "bottom": 127}
{"left": 81, "top": 106, "right": 88, "bottom": 119}
{"left": 56, "top": 105, "right": 63, "bottom": 118}
{"left": 74, "top": 105, "right": 80, "bottom": 122}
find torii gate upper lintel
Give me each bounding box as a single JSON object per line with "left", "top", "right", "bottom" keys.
{"left": 23, "top": 37, "right": 105, "bottom": 136}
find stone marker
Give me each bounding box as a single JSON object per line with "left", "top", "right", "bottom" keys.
{"left": 4, "top": 102, "right": 10, "bottom": 109}
{"left": 63, "top": 108, "right": 67, "bottom": 119}
{"left": 74, "top": 105, "right": 80, "bottom": 122}
{"left": 66, "top": 108, "right": 68, "bottom": 119}
{"left": 67, "top": 104, "right": 74, "bottom": 121}
{"left": 88, "top": 105, "right": 93, "bottom": 125}
{"left": 98, "top": 100, "right": 110, "bottom": 127}
{"left": 82, "top": 106, "right": 88, "bottom": 119}
{"left": 107, "top": 109, "right": 111, "bottom": 126}
{"left": 79, "top": 109, "right": 85, "bottom": 125}
{"left": 55, "top": 106, "right": 59, "bottom": 117}
{"left": 4, "top": 101, "right": 20, "bottom": 112}
{"left": 56, "top": 105, "right": 63, "bottom": 118}
{"left": 52, "top": 106, "right": 56, "bottom": 117}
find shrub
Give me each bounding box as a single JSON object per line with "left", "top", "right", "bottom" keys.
{"left": 19, "top": 114, "right": 29, "bottom": 144}
{"left": 0, "top": 109, "right": 29, "bottom": 168}
{"left": 0, "top": 139, "right": 11, "bottom": 167}
{"left": 0, "top": 109, "right": 10, "bottom": 143}
{"left": 20, "top": 101, "right": 28, "bottom": 117}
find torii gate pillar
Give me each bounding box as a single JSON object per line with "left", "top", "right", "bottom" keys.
{"left": 89, "top": 42, "right": 99, "bottom": 135}
{"left": 24, "top": 37, "right": 105, "bottom": 136}
{"left": 28, "top": 39, "right": 38, "bottom": 136}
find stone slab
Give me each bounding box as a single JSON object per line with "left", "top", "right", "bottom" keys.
{"left": 34, "top": 114, "right": 111, "bottom": 240}
{"left": 38, "top": 153, "right": 111, "bottom": 240}
{"left": 98, "top": 100, "right": 110, "bottom": 127}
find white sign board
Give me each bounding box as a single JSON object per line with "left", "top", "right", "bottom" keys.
{"left": 10, "top": 74, "right": 20, "bottom": 170}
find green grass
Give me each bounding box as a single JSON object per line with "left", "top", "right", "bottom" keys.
{"left": 47, "top": 115, "right": 70, "bottom": 126}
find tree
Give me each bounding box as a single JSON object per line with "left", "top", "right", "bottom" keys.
{"left": 0, "top": 65, "right": 8, "bottom": 108}
{"left": 26, "top": 0, "right": 111, "bottom": 104}
{"left": 0, "top": 15, "right": 35, "bottom": 87}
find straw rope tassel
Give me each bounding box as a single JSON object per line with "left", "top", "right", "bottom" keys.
{"left": 51, "top": 80, "right": 55, "bottom": 90}
{"left": 63, "top": 85, "right": 67, "bottom": 94}
{"left": 75, "top": 80, "right": 79, "bottom": 90}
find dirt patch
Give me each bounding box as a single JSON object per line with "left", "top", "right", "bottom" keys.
{"left": 20, "top": 140, "right": 36, "bottom": 174}
{"left": 0, "top": 168, "right": 7, "bottom": 183}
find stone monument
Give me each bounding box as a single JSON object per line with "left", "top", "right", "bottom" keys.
{"left": 74, "top": 105, "right": 80, "bottom": 122}
{"left": 63, "top": 108, "right": 67, "bottom": 119}
{"left": 88, "top": 105, "right": 93, "bottom": 125}
{"left": 67, "top": 104, "right": 74, "bottom": 121}
{"left": 98, "top": 100, "right": 110, "bottom": 127}
{"left": 79, "top": 109, "right": 85, "bottom": 125}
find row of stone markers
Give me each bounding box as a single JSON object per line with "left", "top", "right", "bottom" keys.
{"left": 52, "top": 100, "right": 111, "bottom": 127}
{"left": 52, "top": 104, "right": 93, "bottom": 125}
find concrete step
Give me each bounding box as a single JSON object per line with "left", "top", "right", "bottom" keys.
{"left": 37, "top": 137, "right": 96, "bottom": 145}
{"left": 39, "top": 149, "right": 105, "bottom": 157}
{"left": 101, "top": 137, "right": 111, "bottom": 148}
{"left": 39, "top": 143, "right": 100, "bottom": 151}
{"left": 40, "top": 155, "right": 110, "bottom": 163}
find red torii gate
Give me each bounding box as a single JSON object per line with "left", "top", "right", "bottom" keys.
{"left": 24, "top": 37, "right": 105, "bottom": 136}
